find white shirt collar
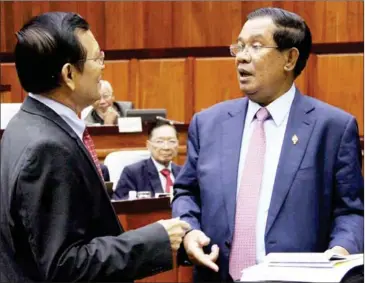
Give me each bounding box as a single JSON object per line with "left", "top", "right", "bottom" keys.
{"left": 28, "top": 93, "right": 86, "bottom": 140}
{"left": 246, "top": 84, "right": 296, "bottom": 126}
{"left": 151, "top": 156, "right": 172, "bottom": 173}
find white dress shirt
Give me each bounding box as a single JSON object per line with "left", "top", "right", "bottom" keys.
{"left": 151, "top": 157, "right": 175, "bottom": 192}
{"left": 236, "top": 84, "right": 296, "bottom": 263}
{"left": 28, "top": 93, "right": 86, "bottom": 140}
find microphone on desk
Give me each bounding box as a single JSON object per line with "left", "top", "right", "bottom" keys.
{"left": 156, "top": 116, "right": 184, "bottom": 125}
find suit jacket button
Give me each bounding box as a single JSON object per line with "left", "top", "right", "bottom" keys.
{"left": 225, "top": 240, "right": 231, "bottom": 248}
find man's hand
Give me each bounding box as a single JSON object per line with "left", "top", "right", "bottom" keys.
{"left": 158, "top": 218, "right": 191, "bottom": 251}
{"left": 183, "top": 229, "right": 219, "bottom": 272}
{"left": 325, "top": 246, "right": 350, "bottom": 257}
{"left": 103, "top": 107, "right": 119, "bottom": 125}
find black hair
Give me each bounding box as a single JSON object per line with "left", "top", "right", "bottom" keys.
{"left": 15, "top": 12, "right": 89, "bottom": 94}
{"left": 247, "top": 7, "right": 312, "bottom": 78}
{"left": 147, "top": 120, "right": 178, "bottom": 140}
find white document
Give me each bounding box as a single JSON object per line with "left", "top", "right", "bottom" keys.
{"left": 265, "top": 252, "right": 363, "bottom": 268}
{"left": 1, "top": 103, "right": 22, "bottom": 129}
{"left": 240, "top": 253, "right": 364, "bottom": 282}
{"left": 117, "top": 117, "right": 142, "bottom": 133}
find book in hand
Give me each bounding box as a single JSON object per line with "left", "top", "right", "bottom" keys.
{"left": 264, "top": 252, "right": 363, "bottom": 268}
{"left": 240, "top": 253, "right": 364, "bottom": 283}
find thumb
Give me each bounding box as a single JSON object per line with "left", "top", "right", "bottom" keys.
{"left": 198, "top": 233, "right": 211, "bottom": 246}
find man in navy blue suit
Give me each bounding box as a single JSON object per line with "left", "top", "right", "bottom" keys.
{"left": 172, "top": 7, "right": 364, "bottom": 282}
{"left": 113, "top": 121, "right": 181, "bottom": 200}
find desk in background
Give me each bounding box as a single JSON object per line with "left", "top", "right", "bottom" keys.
{"left": 88, "top": 124, "right": 189, "bottom": 165}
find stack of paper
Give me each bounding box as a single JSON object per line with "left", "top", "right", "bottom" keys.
{"left": 265, "top": 252, "right": 363, "bottom": 268}
{"left": 240, "top": 253, "right": 363, "bottom": 282}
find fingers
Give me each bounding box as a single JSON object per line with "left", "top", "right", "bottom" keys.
{"left": 197, "top": 233, "right": 211, "bottom": 246}
{"left": 184, "top": 231, "right": 219, "bottom": 272}
{"left": 180, "top": 221, "right": 191, "bottom": 231}
{"left": 209, "top": 244, "right": 219, "bottom": 261}
{"left": 188, "top": 245, "right": 219, "bottom": 272}
{"left": 158, "top": 218, "right": 191, "bottom": 252}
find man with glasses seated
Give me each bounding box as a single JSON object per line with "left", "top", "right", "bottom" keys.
{"left": 113, "top": 120, "right": 181, "bottom": 200}
{"left": 84, "top": 80, "right": 130, "bottom": 125}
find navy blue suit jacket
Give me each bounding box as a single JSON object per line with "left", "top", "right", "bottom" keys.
{"left": 100, "top": 164, "right": 110, "bottom": 182}
{"left": 172, "top": 90, "right": 364, "bottom": 282}
{"left": 113, "top": 158, "right": 181, "bottom": 200}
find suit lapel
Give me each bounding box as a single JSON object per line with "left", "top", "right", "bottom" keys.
{"left": 171, "top": 163, "right": 181, "bottom": 178}
{"left": 221, "top": 98, "right": 249, "bottom": 238}
{"left": 22, "top": 97, "right": 105, "bottom": 186}
{"left": 265, "top": 91, "right": 316, "bottom": 236}
{"left": 147, "top": 158, "right": 164, "bottom": 194}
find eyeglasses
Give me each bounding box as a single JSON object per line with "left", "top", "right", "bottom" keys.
{"left": 80, "top": 51, "right": 105, "bottom": 65}
{"left": 229, "top": 43, "right": 278, "bottom": 57}
{"left": 100, "top": 92, "right": 113, "bottom": 99}
{"left": 149, "top": 139, "right": 178, "bottom": 147}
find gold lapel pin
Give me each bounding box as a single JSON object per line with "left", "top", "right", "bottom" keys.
{"left": 292, "top": 134, "right": 299, "bottom": 145}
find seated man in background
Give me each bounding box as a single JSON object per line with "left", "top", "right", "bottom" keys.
{"left": 84, "top": 80, "right": 127, "bottom": 125}
{"left": 113, "top": 121, "right": 181, "bottom": 199}
{"left": 100, "top": 163, "right": 110, "bottom": 182}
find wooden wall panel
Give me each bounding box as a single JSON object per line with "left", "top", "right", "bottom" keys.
{"left": 194, "top": 57, "right": 241, "bottom": 112}
{"left": 141, "top": 2, "right": 173, "bottom": 49}
{"left": 240, "top": 1, "right": 364, "bottom": 44}
{"left": 294, "top": 54, "right": 314, "bottom": 96}
{"left": 103, "top": 60, "right": 130, "bottom": 102}
{"left": 104, "top": 2, "right": 143, "bottom": 50}
{"left": 309, "top": 54, "right": 364, "bottom": 135}
{"left": 1, "top": 1, "right": 363, "bottom": 52}
{"left": 172, "top": 2, "right": 242, "bottom": 47}
{"left": 0, "top": 63, "right": 23, "bottom": 103}
{"left": 135, "top": 59, "right": 189, "bottom": 122}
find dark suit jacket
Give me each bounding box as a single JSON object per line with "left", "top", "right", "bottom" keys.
{"left": 113, "top": 158, "right": 181, "bottom": 200}
{"left": 172, "top": 90, "right": 364, "bottom": 282}
{"left": 0, "top": 97, "right": 172, "bottom": 282}
{"left": 101, "top": 163, "right": 110, "bottom": 181}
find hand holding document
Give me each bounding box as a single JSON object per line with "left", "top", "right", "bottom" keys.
{"left": 240, "top": 253, "right": 364, "bottom": 282}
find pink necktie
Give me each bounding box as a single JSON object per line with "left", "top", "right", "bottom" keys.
{"left": 160, "top": 168, "right": 173, "bottom": 193}
{"left": 229, "top": 107, "right": 269, "bottom": 281}
{"left": 83, "top": 129, "right": 103, "bottom": 178}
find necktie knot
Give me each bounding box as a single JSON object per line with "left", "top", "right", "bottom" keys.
{"left": 160, "top": 168, "right": 171, "bottom": 177}
{"left": 256, "top": 107, "right": 269, "bottom": 122}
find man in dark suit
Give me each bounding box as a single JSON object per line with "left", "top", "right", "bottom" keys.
{"left": 113, "top": 121, "right": 181, "bottom": 200}
{"left": 171, "top": 7, "right": 364, "bottom": 282}
{"left": 84, "top": 80, "right": 133, "bottom": 125}
{"left": 0, "top": 12, "right": 190, "bottom": 282}
{"left": 101, "top": 163, "right": 110, "bottom": 181}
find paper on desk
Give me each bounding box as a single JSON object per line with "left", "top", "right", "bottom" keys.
{"left": 240, "top": 254, "right": 363, "bottom": 282}
{"left": 1, "top": 103, "right": 22, "bottom": 129}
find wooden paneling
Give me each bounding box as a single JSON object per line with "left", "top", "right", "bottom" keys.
{"left": 309, "top": 54, "right": 364, "bottom": 135}
{"left": 240, "top": 1, "right": 364, "bottom": 44}
{"left": 0, "top": 90, "right": 12, "bottom": 103}
{"left": 172, "top": 2, "right": 242, "bottom": 47}
{"left": 294, "top": 54, "right": 314, "bottom": 96}
{"left": 194, "top": 57, "right": 241, "bottom": 112}
{"left": 0, "top": 63, "right": 23, "bottom": 102}
{"left": 1, "top": 1, "right": 363, "bottom": 52}
{"left": 103, "top": 60, "right": 130, "bottom": 101}
{"left": 104, "top": 2, "right": 143, "bottom": 50}
{"left": 136, "top": 59, "right": 189, "bottom": 122}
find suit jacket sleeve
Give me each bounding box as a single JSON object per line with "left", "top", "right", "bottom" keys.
{"left": 16, "top": 141, "right": 172, "bottom": 282}
{"left": 171, "top": 114, "right": 203, "bottom": 264}
{"left": 329, "top": 116, "right": 364, "bottom": 253}
{"left": 113, "top": 166, "right": 137, "bottom": 200}
{"left": 172, "top": 114, "right": 202, "bottom": 230}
